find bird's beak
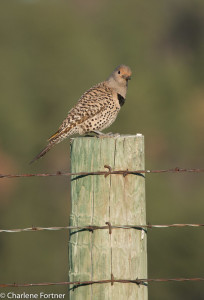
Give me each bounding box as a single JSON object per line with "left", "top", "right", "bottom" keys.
{"left": 122, "top": 75, "right": 131, "bottom": 81}
{"left": 123, "top": 75, "right": 131, "bottom": 81}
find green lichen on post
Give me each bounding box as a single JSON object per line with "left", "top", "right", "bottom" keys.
{"left": 69, "top": 135, "right": 147, "bottom": 300}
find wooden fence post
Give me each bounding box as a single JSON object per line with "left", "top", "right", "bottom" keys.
{"left": 69, "top": 135, "right": 147, "bottom": 300}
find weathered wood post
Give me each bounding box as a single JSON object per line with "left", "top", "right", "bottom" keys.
{"left": 69, "top": 135, "right": 147, "bottom": 300}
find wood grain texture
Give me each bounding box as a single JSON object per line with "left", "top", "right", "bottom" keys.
{"left": 69, "top": 135, "right": 147, "bottom": 300}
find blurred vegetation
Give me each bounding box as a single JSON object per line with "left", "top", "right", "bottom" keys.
{"left": 0, "top": 0, "right": 204, "bottom": 299}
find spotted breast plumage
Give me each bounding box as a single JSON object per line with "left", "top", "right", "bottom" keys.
{"left": 30, "top": 64, "right": 132, "bottom": 163}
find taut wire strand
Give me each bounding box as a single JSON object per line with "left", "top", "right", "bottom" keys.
{"left": 1, "top": 223, "right": 204, "bottom": 233}
{"left": 1, "top": 277, "right": 204, "bottom": 288}
{"left": 1, "top": 166, "right": 204, "bottom": 179}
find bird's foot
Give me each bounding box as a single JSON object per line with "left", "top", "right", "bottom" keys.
{"left": 106, "top": 132, "right": 120, "bottom": 137}
{"left": 84, "top": 131, "right": 104, "bottom": 138}
{"left": 89, "top": 131, "right": 120, "bottom": 138}
{"left": 91, "top": 130, "right": 104, "bottom": 136}
{"left": 84, "top": 134, "right": 95, "bottom": 137}
{"left": 90, "top": 131, "right": 107, "bottom": 138}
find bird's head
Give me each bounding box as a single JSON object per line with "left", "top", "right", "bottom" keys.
{"left": 108, "top": 65, "right": 132, "bottom": 88}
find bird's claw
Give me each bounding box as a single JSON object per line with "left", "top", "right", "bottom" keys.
{"left": 88, "top": 131, "right": 120, "bottom": 138}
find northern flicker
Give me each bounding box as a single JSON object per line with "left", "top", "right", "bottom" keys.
{"left": 30, "top": 64, "right": 132, "bottom": 163}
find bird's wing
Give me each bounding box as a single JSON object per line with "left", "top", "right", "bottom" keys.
{"left": 48, "top": 83, "right": 111, "bottom": 142}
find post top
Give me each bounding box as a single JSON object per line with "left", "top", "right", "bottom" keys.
{"left": 70, "top": 134, "right": 144, "bottom": 141}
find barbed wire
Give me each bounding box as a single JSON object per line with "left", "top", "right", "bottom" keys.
{"left": 0, "top": 165, "right": 204, "bottom": 179}
{"left": 1, "top": 277, "right": 204, "bottom": 288}
{"left": 0, "top": 223, "right": 204, "bottom": 234}
{"left": 1, "top": 166, "right": 203, "bottom": 292}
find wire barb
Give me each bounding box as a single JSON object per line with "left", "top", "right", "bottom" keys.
{"left": 105, "top": 222, "right": 112, "bottom": 234}
{"left": 111, "top": 274, "right": 114, "bottom": 286}
{"left": 104, "top": 165, "right": 112, "bottom": 177}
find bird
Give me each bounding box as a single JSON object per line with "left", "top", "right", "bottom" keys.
{"left": 30, "top": 64, "right": 132, "bottom": 163}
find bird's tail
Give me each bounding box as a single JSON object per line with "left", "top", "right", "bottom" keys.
{"left": 29, "top": 143, "right": 54, "bottom": 164}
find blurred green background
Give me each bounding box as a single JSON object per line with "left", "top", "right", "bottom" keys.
{"left": 0, "top": 0, "right": 204, "bottom": 299}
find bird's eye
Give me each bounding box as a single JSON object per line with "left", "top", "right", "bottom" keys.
{"left": 118, "top": 70, "right": 120, "bottom": 74}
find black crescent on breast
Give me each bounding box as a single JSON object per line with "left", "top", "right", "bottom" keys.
{"left": 117, "top": 93, "right": 125, "bottom": 107}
